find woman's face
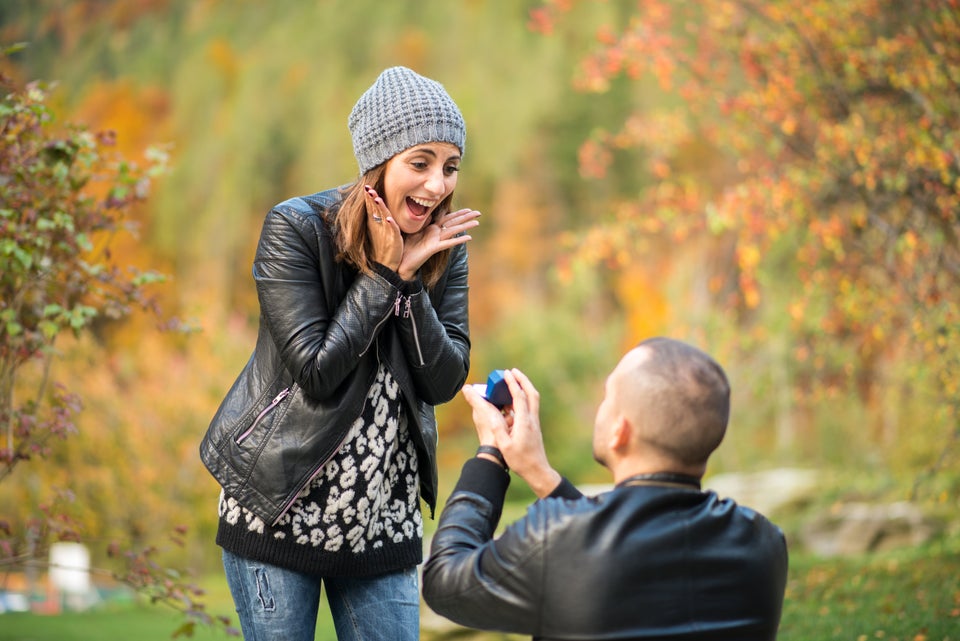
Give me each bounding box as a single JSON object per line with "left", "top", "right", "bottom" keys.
{"left": 382, "top": 142, "right": 461, "bottom": 234}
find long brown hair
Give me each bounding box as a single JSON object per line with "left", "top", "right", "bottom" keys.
{"left": 330, "top": 165, "right": 454, "bottom": 289}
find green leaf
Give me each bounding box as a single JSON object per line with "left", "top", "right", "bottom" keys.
{"left": 132, "top": 271, "right": 167, "bottom": 286}
{"left": 38, "top": 319, "right": 59, "bottom": 340}
{"left": 75, "top": 232, "right": 93, "bottom": 252}
{"left": 5, "top": 320, "right": 23, "bottom": 336}
{"left": 13, "top": 246, "right": 33, "bottom": 269}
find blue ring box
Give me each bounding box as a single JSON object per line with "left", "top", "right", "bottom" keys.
{"left": 484, "top": 369, "right": 512, "bottom": 409}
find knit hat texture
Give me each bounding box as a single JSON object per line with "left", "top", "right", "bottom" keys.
{"left": 348, "top": 66, "right": 466, "bottom": 175}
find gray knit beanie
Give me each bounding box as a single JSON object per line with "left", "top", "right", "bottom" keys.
{"left": 348, "top": 66, "right": 466, "bottom": 175}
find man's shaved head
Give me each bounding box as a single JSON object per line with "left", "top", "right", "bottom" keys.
{"left": 606, "top": 337, "right": 730, "bottom": 470}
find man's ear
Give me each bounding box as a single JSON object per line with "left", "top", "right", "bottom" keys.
{"left": 609, "top": 416, "right": 631, "bottom": 452}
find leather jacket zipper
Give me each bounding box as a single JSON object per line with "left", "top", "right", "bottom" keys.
{"left": 235, "top": 387, "right": 291, "bottom": 443}
{"left": 360, "top": 305, "right": 394, "bottom": 357}
{"left": 396, "top": 293, "right": 425, "bottom": 366}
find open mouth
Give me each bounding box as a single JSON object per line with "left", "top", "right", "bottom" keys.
{"left": 407, "top": 196, "right": 436, "bottom": 218}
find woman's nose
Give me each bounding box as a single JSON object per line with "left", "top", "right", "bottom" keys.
{"left": 424, "top": 168, "right": 447, "bottom": 196}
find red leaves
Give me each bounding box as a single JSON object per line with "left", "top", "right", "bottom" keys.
{"left": 528, "top": 7, "right": 555, "bottom": 35}
{"left": 577, "top": 137, "right": 612, "bottom": 180}
{"left": 528, "top": 0, "right": 575, "bottom": 36}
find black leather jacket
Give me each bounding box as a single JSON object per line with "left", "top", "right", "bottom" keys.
{"left": 423, "top": 459, "right": 788, "bottom": 640}
{"left": 200, "top": 189, "right": 471, "bottom": 526}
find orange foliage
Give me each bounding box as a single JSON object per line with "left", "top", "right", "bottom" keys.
{"left": 72, "top": 80, "right": 172, "bottom": 165}
{"left": 206, "top": 38, "right": 241, "bottom": 94}
{"left": 70, "top": 80, "right": 177, "bottom": 349}
{"left": 469, "top": 177, "right": 561, "bottom": 329}
{"left": 615, "top": 261, "right": 669, "bottom": 345}
{"left": 533, "top": 0, "right": 960, "bottom": 454}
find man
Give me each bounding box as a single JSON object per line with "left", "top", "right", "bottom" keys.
{"left": 422, "top": 337, "right": 788, "bottom": 640}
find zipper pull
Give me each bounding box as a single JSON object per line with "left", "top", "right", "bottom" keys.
{"left": 236, "top": 387, "right": 291, "bottom": 444}
{"left": 271, "top": 388, "right": 290, "bottom": 405}
{"left": 395, "top": 292, "right": 403, "bottom": 316}
{"left": 403, "top": 296, "right": 412, "bottom": 318}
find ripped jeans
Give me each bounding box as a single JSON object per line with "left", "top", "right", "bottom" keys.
{"left": 221, "top": 549, "right": 420, "bottom": 641}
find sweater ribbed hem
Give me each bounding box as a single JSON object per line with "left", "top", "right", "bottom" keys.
{"left": 216, "top": 519, "right": 422, "bottom": 578}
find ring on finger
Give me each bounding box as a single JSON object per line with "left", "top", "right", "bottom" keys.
{"left": 373, "top": 215, "right": 383, "bottom": 223}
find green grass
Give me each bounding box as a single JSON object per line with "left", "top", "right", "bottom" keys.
{"left": 0, "top": 601, "right": 341, "bottom": 641}
{"left": 0, "top": 605, "right": 233, "bottom": 641}
{"left": 778, "top": 536, "right": 960, "bottom": 641}
{"left": 2, "top": 534, "right": 958, "bottom": 641}
{"left": 0, "top": 574, "right": 338, "bottom": 641}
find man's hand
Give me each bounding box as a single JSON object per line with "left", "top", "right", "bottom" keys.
{"left": 460, "top": 383, "right": 504, "bottom": 449}
{"left": 495, "top": 369, "right": 561, "bottom": 498}
{"left": 461, "top": 369, "right": 561, "bottom": 498}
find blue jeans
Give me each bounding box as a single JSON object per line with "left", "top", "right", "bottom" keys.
{"left": 222, "top": 549, "right": 420, "bottom": 641}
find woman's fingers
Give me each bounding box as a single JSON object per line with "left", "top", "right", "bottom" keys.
{"left": 365, "top": 185, "right": 402, "bottom": 268}
{"left": 364, "top": 185, "right": 389, "bottom": 223}
{"left": 437, "top": 208, "right": 481, "bottom": 237}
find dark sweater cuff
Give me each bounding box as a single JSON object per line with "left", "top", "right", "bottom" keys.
{"left": 371, "top": 262, "right": 423, "bottom": 295}
{"left": 548, "top": 477, "right": 583, "bottom": 500}
{"left": 450, "top": 457, "right": 511, "bottom": 509}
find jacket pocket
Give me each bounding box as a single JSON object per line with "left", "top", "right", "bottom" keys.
{"left": 235, "top": 386, "right": 293, "bottom": 444}
{"left": 230, "top": 378, "right": 299, "bottom": 452}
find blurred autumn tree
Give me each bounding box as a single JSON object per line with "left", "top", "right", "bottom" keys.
{"left": 4, "top": 0, "right": 954, "bottom": 585}
{"left": 0, "top": 47, "right": 236, "bottom": 636}
{"left": 0, "top": 0, "right": 642, "bottom": 499}
{"left": 534, "top": 0, "right": 959, "bottom": 492}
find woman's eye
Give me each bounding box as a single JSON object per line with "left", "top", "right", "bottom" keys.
{"left": 411, "top": 161, "right": 428, "bottom": 170}
{"left": 444, "top": 165, "right": 460, "bottom": 175}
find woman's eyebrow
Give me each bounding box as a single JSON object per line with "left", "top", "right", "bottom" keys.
{"left": 406, "top": 146, "right": 461, "bottom": 162}
{"left": 407, "top": 146, "right": 437, "bottom": 157}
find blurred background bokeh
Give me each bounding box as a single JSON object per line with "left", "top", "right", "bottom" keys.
{"left": 1, "top": 0, "right": 958, "bottom": 637}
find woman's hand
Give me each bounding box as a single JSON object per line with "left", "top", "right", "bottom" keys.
{"left": 365, "top": 185, "right": 481, "bottom": 281}
{"left": 398, "top": 208, "right": 481, "bottom": 281}
{"left": 364, "top": 185, "right": 403, "bottom": 271}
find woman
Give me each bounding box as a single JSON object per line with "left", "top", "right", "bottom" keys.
{"left": 200, "top": 66, "right": 480, "bottom": 641}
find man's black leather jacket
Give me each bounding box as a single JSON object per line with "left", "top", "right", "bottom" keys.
{"left": 200, "top": 189, "right": 471, "bottom": 526}
{"left": 423, "top": 459, "right": 788, "bottom": 640}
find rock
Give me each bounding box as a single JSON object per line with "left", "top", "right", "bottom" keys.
{"left": 704, "top": 468, "right": 818, "bottom": 516}
{"left": 799, "top": 501, "right": 939, "bottom": 556}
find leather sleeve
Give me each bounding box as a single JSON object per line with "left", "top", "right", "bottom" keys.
{"left": 253, "top": 205, "right": 396, "bottom": 400}
{"left": 394, "top": 244, "right": 471, "bottom": 405}
{"left": 422, "top": 458, "right": 553, "bottom": 636}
